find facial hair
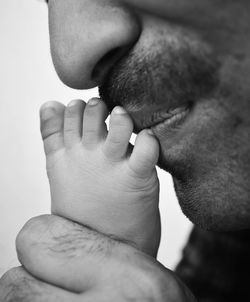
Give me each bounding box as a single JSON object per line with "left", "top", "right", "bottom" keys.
{"left": 99, "top": 31, "right": 220, "bottom": 118}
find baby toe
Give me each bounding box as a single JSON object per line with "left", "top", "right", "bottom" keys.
{"left": 64, "top": 99, "right": 86, "bottom": 148}
{"left": 40, "top": 101, "right": 65, "bottom": 155}
{"left": 129, "top": 129, "right": 159, "bottom": 176}
{"left": 103, "top": 107, "right": 133, "bottom": 160}
{"left": 82, "top": 98, "right": 109, "bottom": 148}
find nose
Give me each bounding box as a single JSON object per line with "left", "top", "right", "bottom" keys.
{"left": 49, "top": 0, "right": 141, "bottom": 89}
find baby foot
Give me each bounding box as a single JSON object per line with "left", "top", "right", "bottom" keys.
{"left": 40, "top": 99, "right": 161, "bottom": 257}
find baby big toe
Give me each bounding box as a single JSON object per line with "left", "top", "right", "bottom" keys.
{"left": 129, "top": 130, "right": 159, "bottom": 176}
{"left": 40, "top": 101, "right": 65, "bottom": 155}
{"left": 103, "top": 107, "right": 133, "bottom": 160}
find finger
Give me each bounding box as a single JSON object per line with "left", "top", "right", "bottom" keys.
{"left": 16, "top": 215, "right": 120, "bottom": 293}
{"left": 0, "top": 266, "right": 79, "bottom": 301}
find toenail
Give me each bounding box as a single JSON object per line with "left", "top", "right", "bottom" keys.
{"left": 88, "top": 98, "right": 99, "bottom": 106}
{"left": 113, "top": 107, "right": 127, "bottom": 115}
{"left": 68, "top": 99, "right": 80, "bottom": 107}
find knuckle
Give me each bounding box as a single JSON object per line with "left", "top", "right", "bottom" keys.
{"left": 16, "top": 215, "right": 52, "bottom": 262}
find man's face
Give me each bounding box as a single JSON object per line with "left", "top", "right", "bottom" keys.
{"left": 47, "top": 0, "right": 250, "bottom": 231}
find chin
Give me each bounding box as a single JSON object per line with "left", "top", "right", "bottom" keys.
{"left": 171, "top": 173, "right": 250, "bottom": 232}
{"left": 153, "top": 95, "right": 250, "bottom": 232}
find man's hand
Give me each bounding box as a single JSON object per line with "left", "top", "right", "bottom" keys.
{"left": 0, "top": 215, "right": 196, "bottom": 301}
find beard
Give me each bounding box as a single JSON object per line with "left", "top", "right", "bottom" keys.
{"left": 99, "top": 25, "right": 250, "bottom": 232}
{"left": 98, "top": 25, "right": 250, "bottom": 232}
{"left": 99, "top": 30, "right": 219, "bottom": 121}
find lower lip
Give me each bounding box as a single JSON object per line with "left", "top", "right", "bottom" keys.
{"left": 151, "top": 107, "right": 190, "bottom": 135}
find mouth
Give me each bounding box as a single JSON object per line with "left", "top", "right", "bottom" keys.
{"left": 128, "top": 102, "right": 192, "bottom": 134}
{"left": 151, "top": 104, "right": 191, "bottom": 135}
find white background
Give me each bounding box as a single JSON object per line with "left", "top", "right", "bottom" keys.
{"left": 0, "top": 0, "right": 192, "bottom": 276}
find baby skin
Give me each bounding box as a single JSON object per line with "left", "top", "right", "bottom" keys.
{"left": 40, "top": 98, "right": 161, "bottom": 257}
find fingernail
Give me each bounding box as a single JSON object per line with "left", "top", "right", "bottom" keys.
{"left": 113, "top": 106, "right": 127, "bottom": 114}
{"left": 88, "top": 98, "right": 99, "bottom": 106}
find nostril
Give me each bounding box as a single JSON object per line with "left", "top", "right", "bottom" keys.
{"left": 92, "top": 46, "right": 127, "bottom": 85}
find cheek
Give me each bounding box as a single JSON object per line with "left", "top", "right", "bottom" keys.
{"left": 174, "top": 170, "right": 250, "bottom": 231}
{"left": 161, "top": 99, "right": 250, "bottom": 230}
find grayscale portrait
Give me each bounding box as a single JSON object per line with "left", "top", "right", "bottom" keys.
{"left": 0, "top": 0, "right": 250, "bottom": 301}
